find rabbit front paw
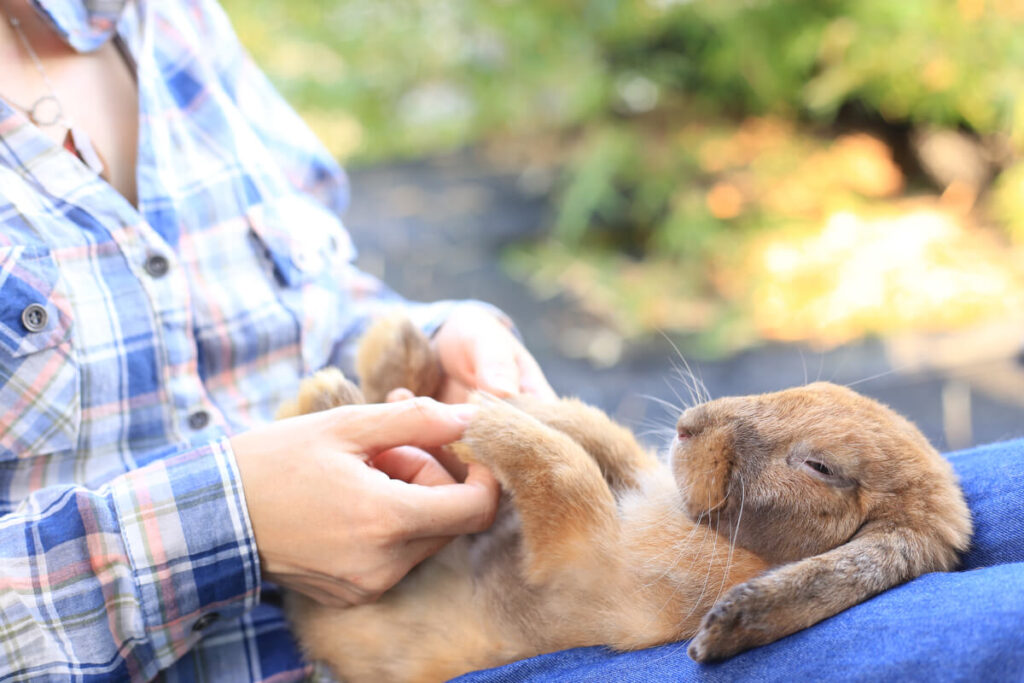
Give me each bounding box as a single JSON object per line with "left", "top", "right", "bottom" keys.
{"left": 687, "top": 583, "right": 768, "bottom": 663}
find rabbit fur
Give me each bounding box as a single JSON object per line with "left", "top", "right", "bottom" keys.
{"left": 277, "top": 316, "right": 972, "bottom": 682}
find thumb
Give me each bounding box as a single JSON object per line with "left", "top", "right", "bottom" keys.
{"left": 472, "top": 332, "right": 521, "bottom": 398}
{"left": 371, "top": 446, "right": 457, "bottom": 487}
{"left": 515, "top": 348, "right": 557, "bottom": 400}
{"left": 398, "top": 461, "right": 501, "bottom": 538}
{"left": 326, "top": 398, "right": 477, "bottom": 455}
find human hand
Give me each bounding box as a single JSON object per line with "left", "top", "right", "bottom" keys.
{"left": 432, "top": 305, "right": 556, "bottom": 404}
{"left": 231, "top": 398, "right": 499, "bottom": 607}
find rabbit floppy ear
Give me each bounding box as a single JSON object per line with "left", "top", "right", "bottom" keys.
{"left": 687, "top": 521, "right": 955, "bottom": 662}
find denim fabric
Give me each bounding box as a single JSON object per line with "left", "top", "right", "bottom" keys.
{"left": 458, "top": 439, "right": 1024, "bottom": 682}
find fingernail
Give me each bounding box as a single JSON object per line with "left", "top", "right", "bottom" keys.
{"left": 451, "top": 404, "right": 478, "bottom": 424}
{"left": 387, "top": 387, "right": 415, "bottom": 403}
{"left": 482, "top": 371, "right": 518, "bottom": 397}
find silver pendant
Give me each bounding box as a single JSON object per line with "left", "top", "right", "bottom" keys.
{"left": 27, "top": 94, "right": 63, "bottom": 127}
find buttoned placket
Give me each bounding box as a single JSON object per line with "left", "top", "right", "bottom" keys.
{"left": 0, "top": 52, "right": 227, "bottom": 450}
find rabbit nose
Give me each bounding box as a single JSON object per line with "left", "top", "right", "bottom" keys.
{"left": 676, "top": 404, "right": 704, "bottom": 436}
{"left": 676, "top": 413, "right": 703, "bottom": 440}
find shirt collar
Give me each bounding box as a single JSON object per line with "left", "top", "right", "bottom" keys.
{"left": 29, "top": 0, "right": 128, "bottom": 52}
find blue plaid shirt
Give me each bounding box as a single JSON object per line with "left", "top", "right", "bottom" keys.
{"left": 0, "top": 1, "right": 461, "bottom": 679}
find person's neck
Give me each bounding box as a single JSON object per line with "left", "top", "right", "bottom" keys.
{"left": 1, "top": 0, "right": 74, "bottom": 61}
{"left": 0, "top": 0, "right": 141, "bottom": 206}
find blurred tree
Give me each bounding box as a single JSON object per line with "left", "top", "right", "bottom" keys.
{"left": 223, "top": 0, "right": 1024, "bottom": 350}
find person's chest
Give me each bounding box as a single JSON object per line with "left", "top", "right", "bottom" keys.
{"left": 0, "top": 3, "right": 355, "bottom": 500}
{"left": 0, "top": 132, "right": 353, "bottom": 506}
{"left": 49, "top": 43, "right": 139, "bottom": 205}
{"left": 0, "top": 0, "right": 139, "bottom": 205}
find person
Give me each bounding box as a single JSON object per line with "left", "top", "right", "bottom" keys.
{"left": 6, "top": 2, "right": 1024, "bottom": 682}
{"left": 0, "top": 0, "right": 553, "bottom": 679}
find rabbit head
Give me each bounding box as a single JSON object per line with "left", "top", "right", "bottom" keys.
{"left": 673, "top": 381, "right": 972, "bottom": 661}
{"left": 672, "top": 381, "right": 970, "bottom": 567}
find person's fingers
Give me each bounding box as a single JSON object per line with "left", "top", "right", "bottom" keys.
{"left": 432, "top": 444, "right": 469, "bottom": 482}
{"left": 464, "top": 461, "right": 499, "bottom": 500}
{"left": 386, "top": 387, "right": 415, "bottom": 402}
{"left": 436, "top": 377, "right": 471, "bottom": 405}
{"left": 371, "top": 446, "right": 457, "bottom": 487}
{"left": 393, "top": 461, "right": 500, "bottom": 538}
{"left": 391, "top": 441, "right": 469, "bottom": 482}
{"left": 471, "top": 328, "right": 522, "bottom": 398}
{"left": 434, "top": 305, "right": 556, "bottom": 400}
{"left": 515, "top": 347, "right": 557, "bottom": 400}
{"left": 326, "top": 398, "right": 477, "bottom": 455}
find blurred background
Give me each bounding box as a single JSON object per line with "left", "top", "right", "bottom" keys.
{"left": 223, "top": 0, "right": 1024, "bottom": 452}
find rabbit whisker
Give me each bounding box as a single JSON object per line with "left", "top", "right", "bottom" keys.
{"left": 638, "top": 393, "right": 687, "bottom": 415}
{"left": 713, "top": 473, "right": 745, "bottom": 608}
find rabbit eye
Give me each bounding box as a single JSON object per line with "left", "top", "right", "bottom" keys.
{"left": 789, "top": 444, "right": 856, "bottom": 488}
{"left": 805, "top": 460, "right": 834, "bottom": 476}
{"left": 678, "top": 426, "right": 694, "bottom": 439}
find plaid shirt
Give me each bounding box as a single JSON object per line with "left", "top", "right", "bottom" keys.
{"left": 0, "top": 1, "right": 462, "bottom": 680}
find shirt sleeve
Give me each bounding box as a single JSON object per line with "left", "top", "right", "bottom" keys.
{"left": 186, "top": 0, "right": 515, "bottom": 375}
{"left": 0, "top": 438, "right": 260, "bottom": 681}
{"left": 189, "top": 0, "right": 352, "bottom": 217}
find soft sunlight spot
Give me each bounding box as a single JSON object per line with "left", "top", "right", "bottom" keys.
{"left": 748, "top": 207, "right": 1024, "bottom": 345}
{"left": 264, "top": 42, "right": 346, "bottom": 84}
{"left": 763, "top": 245, "right": 801, "bottom": 275}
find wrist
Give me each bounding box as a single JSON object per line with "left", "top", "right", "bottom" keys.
{"left": 107, "top": 438, "right": 260, "bottom": 667}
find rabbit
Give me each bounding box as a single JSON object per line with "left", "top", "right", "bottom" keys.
{"left": 277, "top": 316, "right": 972, "bottom": 682}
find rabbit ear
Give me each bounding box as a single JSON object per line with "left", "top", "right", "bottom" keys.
{"left": 687, "top": 521, "right": 953, "bottom": 662}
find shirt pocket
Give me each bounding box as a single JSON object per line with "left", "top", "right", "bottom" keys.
{"left": 0, "top": 245, "right": 80, "bottom": 459}
{"left": 247, "top": 194, "right": 355, "bottom": 374}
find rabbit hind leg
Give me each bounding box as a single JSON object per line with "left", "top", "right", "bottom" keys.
{"left": 456, "top": 398, "right": 620, "bottom": 585}
{"left": 509, "top": 395, "right": 658, "bottom": 491}
{"left": 356, "top": 315, "right": 443, "bottom": 403}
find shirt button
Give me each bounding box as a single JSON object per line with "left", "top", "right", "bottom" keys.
{"left": 21, "top": 304, "right": 48, "bottom": 332}
{"left": 144, "top": 253, "right": 170, "bottom": 278}
{"left": 188, "top": 410, "right": 210, "bottom": 430}
{"left": 293, "top": 249, "right": 314, "bottom": 272}
{"left": 192, "top": 612, "right": 220, "bottom": 633}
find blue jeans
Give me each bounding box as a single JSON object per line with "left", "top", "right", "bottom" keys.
{"left": 457, "top": 439, "right": 1024, "bottom": 682}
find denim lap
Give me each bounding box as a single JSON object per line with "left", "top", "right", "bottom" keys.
{"left": 458, "top": 438, "right": 1024, "bottom": 681}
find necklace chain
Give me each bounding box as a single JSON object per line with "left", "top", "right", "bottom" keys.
{"left": 4, "top": 14, "right": 69, "bottom": 128}
{"left": 1, "top": 10, "right": 107, "bottom": 177}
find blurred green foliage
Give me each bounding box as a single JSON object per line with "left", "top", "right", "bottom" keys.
{"left": 223, "top": 0, "right": 1024, "bottom": 346}
{"left": 223, "top": 0, "right": 1024, "bottom": 159}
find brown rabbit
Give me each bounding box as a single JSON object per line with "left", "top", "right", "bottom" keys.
{"left": 278, "top": 316, "right": 972, "bottom": 682}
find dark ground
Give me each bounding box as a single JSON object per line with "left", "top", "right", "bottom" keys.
{"left": 343, "top": 151, "right": 1024, "bottom": 454}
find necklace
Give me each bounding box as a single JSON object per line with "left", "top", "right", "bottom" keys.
{"left": 6, "top": 15, "right": 65, "bottom": 126}
{"left": 3, "top": 13, "right": 107, "bottom": 176}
